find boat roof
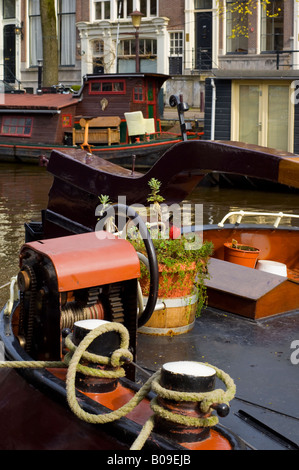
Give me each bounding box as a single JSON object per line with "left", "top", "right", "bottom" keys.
{"left": 73, "top": 72, "right": 170, "bottom": 98}
{"left": 0, "top": 93, "right": 79, "bottom": 111}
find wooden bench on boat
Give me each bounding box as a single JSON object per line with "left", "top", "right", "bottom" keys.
{"left": 72, "top": 116, "right": 121, "bottom": 151}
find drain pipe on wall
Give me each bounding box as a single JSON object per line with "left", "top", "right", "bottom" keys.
{"left": 211, "top": 79, "right": 216, "bottom": 140}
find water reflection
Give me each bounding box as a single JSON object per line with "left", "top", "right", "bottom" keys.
{"left": 0, "top": 164, "right": 52, "bottom": 304}
{"left": 1, "top": 162, "right": 299, "bottom": 305}
{"left": 187, "top": 185, "right": 299, "bottom": 226}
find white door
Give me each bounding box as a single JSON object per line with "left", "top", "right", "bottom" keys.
{"left": 232, "top": 81, "right": 293, "bottom": 152}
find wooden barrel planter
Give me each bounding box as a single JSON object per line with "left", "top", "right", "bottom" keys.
{"left": 138, "top": 262, "right": 199, "bottom": 336}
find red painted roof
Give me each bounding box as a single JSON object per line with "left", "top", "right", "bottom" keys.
{"left": 0, "top": 93, "right": 79, "bottom": 110}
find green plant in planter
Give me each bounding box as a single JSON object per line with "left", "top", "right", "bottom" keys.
{"left": 231, "top": 239, "right": 258, "bottom": 251}
{"left": 130, "top": 178, "right": 214, "bottom": 316}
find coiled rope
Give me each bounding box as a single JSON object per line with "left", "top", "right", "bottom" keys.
{"left": 0, "top": 321, "right": 235, "bottom": 450}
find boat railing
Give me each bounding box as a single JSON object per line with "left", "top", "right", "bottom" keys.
{"left": 218, "top": 210, "right": 299, "bottom": 228}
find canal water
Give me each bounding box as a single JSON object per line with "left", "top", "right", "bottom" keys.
{"left": 1, "top": 162, "right": 299, "bottom": 305}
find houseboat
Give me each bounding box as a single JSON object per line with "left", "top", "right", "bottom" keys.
{"left": 0, "top": 73, "right": 197, "bottom": 167}
{"left": 1, "top": 140, "right": 299, "bottom": 450}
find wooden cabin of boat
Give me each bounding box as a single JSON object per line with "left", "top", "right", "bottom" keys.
{"left": 72, "top": 73, "right": 169, "bottom": 145}
{"left": 0, "top": 93, "right": 79, "bottom": 147}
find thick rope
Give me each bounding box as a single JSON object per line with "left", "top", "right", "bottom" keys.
{"left": 0, "top": 321, "right": 235, "bottom": 450}
{"left": 130, "top": 366, "right": 236, "bottom": 450}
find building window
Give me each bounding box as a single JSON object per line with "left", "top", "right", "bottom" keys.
{"left": 226, "top": 0, "right": 248, "bottom": 53}
{"left": 118, "top": 38, "right": 157, "bottom": 57}
{"left": 29, "top": 0, "right": 43, "bottom": 66}
{"left": 261, "top": 0, "right": 284, "bottom": 51}
{"left": 92, "top": 40, "right": 105, "bottom": 73}
{"left": 1, "top": 117, "right": 33, "bottom": 137}
{"left": 3, "top": 0, "right": 15, "bottom": 19}
{"left": 117, "top": 0, "right": 133, "bottom": 18}
{"left": 195, "top": 0, "right": 212, "bottom": 9}
{"left": 58, "top": 0, "right": 76, "bottom": 66}
{"left": 169, "top": 32, "right": 183, "bottom": 75}
{"left": 95, "top": 1, "right": 111, "bottom": 20}
{"left": 89, "top": 79, "right": 126, "bottom": 94}
{"left": 170, "top": 32, "right": 183, "bottom": 56}
{"left": 140, "top": 0, "right": 158, "bottom": 18}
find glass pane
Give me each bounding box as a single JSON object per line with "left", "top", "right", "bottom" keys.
{"left": 117, "top": 0, "right": 124, "bottom": 17}
{"left": 260, "top": 0, "right": 284, "bottom": 51}
{"left": 3, "top": 0, "right": 15, "bottom": 18}
{"left": 127, "top": 0, "right": 133, "bottom": 16}
{"left": 195, "top": 0, "right": 212, "bottom": 9}
{"left": 91, "top": 82, "right": 101, "bottom": 92}
{"left": 150, "top": 0, "right": 157, "bottom": 16}
{"left": 104, "top": 1, "right": 110, "bottom": 19}
{"left": 239, "top": 85, "right": 259, "bottom": 144}
{"left": 226, "top": 1, "right": 248, "bottom": 52}
{"left": 268, "top": 86, "right": 289, "bottom": 151}
{"left": 102, "top": 82, "right": 113, "bottom": 92}
{"left": 140, "top": 0, "right": 147, "bottom": 16}
{"left": 95, "top": 3, "right": 101, "bottom": 19}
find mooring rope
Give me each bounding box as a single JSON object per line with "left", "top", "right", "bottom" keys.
{"left": 0, "top": 321, "right": 235, "bottom": 450}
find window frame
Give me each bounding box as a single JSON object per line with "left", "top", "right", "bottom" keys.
{"left": 133, "top": 85, "right": 145, "bottom": 103}
{"left": 58, "top": 0, "right": 76, "bottom": 66}
{"left": 1, "top": 116, "right": 34, "bottom": 137}
{"left": 140, "top": 0, "right": 158, "bottom": 18}
{"left": 88, "top": 79, "right": 126, "bottom": 95}
{"left": 260, "top": 0, "right": 284, "bottom": 52}
{"left": 226, "top": 0, "right": 249, "bottom": 54}
{"left": 169, "top": 31, "right": 184, "bottom": 57}
{"left": 95, "top": 0, "right": 111, "bottom": 20}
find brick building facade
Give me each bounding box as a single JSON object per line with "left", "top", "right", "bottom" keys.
{"left": 1, "top": 1, "right": 298, "bottom": 112}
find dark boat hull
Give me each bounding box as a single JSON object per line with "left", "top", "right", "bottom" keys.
{"left": 0, "top": 139, "right": 181, "bottom": 168}
{"left": 0, "top": 304, "right": 245, "bottom": 451}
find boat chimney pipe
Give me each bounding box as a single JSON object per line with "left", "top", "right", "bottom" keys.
{"left": 37, "top": 59, "right": 43, "bottom": 94}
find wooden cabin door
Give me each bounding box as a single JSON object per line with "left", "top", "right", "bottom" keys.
{"left": 146, "top": 80, "right": 156, "bottom": 119}
{"left": 4, "top": 24, "right": 16, "bottom": 83}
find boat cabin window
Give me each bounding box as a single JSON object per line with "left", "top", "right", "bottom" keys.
{"left": 1, "top": 117, "right": 33, "bottom": 137}
{"left": 89, "top": 80, "right": 126, "bottom": 95}
{"left": 133, "top": 85, "right": 145, "bottom": 103}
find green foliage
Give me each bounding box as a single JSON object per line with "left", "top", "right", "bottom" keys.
{"left": 147, "top": 178, "right": 165, "bottom": 204}
{"left": 217, "top": 0, "right": 282, "bottom": 38}
{"left": 131, "top": 178, "right": 214, "bottom": 315}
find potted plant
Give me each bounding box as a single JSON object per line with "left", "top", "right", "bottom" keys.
{"left": 131, "top": 178, "right": 213, "bottom": 336}
{"left": 224, "top": 239, "right": 260, "bottom": 268}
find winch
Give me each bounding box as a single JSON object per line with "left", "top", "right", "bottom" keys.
{"left": 16, "top": 211, "right": 158, "bottom": 382}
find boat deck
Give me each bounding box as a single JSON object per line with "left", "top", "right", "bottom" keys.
{"left": 137, "top": 307, "right": 299, "bottom": 450}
